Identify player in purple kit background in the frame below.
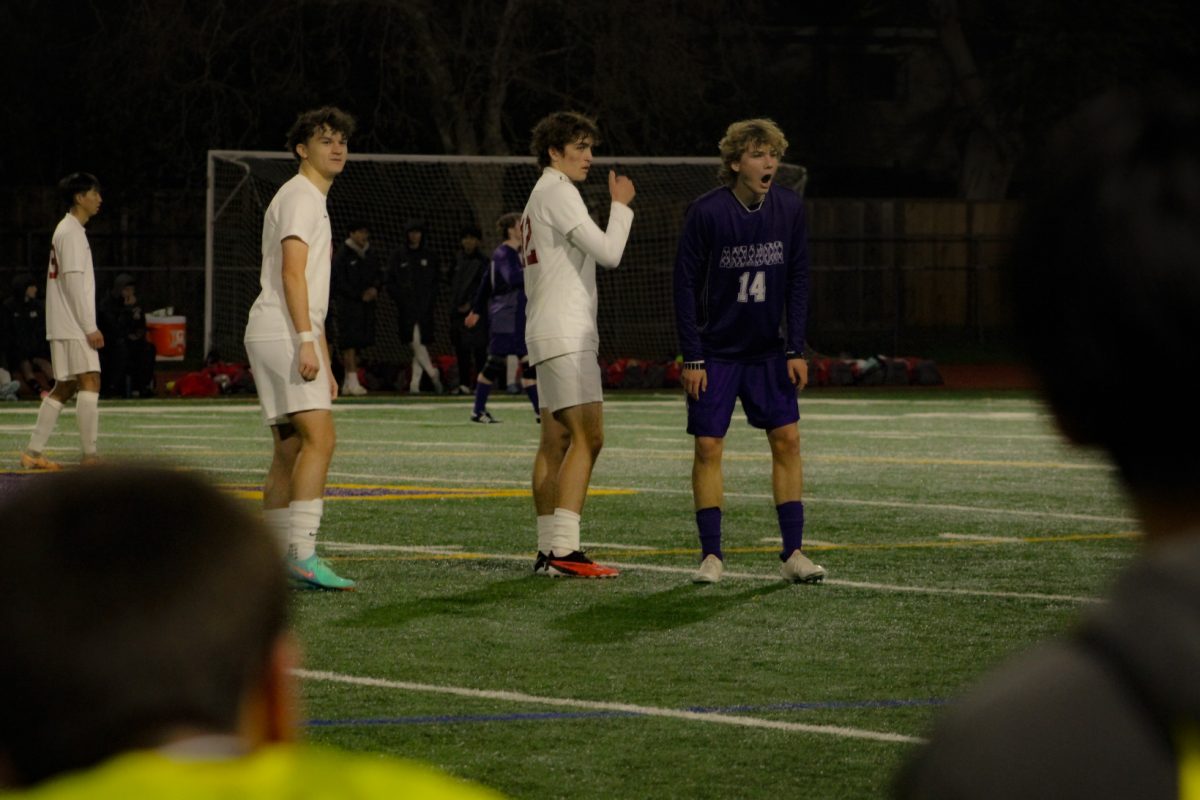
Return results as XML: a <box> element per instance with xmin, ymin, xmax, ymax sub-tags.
<box><xmin>673</xmin><ymin>118</ymin><xmax>826</xmax><ymax>585</ymax></box>
<box><xmin>464</xmin><ymin>211</ymin><xmax>539</xmax><ymax>424</ymax></box>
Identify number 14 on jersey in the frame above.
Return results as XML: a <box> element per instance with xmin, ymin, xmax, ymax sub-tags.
<box><xmin>737</xmin><ymin>270</ymin><xmax>766</xmax><ymax>303</ymax></box>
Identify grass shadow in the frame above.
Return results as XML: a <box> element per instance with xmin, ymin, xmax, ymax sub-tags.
<box><xmin>551</xmin><ymin>581</ymin><xmax>793</xmax><ymax>644</ymax></box>
<box><xmin>340</xmin><ymin>575</ymin><xmax>561</xmax><ymax>628</ymax></box>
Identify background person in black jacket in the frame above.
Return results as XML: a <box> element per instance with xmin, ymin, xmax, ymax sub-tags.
<box><xmin>331</xmin><ymin>221</ymin><xmax>378</xmax><ymax>396</ymax></box>
<box><xmin>2</xmin><ymin>273</ymin><xmax>53</xmax><ymax>397</ymax></box>
<box><xmin>449</xmin><ymin>223</ymin><xmax>489</xmax><ymax>394</ymax></box>
<box><xmin>386</xmin><ymin>219</ymin><xmax>443</xmax><ymax>394</ymax></box>
<box><xmin>97</xmin><ymin>273</ymin><xmax>156</xmax><ymax>398</ymax></box>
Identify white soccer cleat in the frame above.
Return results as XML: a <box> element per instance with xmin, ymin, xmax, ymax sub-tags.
<box><xmin>342</xmin><ymin>382</ymin><xmax>368</xmax><ymax>396</ymax></box>
<box><xmin>692</xmin><ymin>554</ymin><xmax>724</xmax><ymax>584</ymax></box>
<box><xmin>780</xmin><ymin>550</ymin><xmax>826</xmax><ymax>583</ymax></box>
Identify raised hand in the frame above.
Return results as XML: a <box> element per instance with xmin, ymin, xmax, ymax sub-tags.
<box><xmin>608</xmin><ymin>169</ymin><xmax>635</xmax><ymax>206</ymax></box>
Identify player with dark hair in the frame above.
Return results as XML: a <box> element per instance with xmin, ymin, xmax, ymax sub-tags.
<box><xmin>0</xmin><ymin>465</ymin><xmax>503</xmax><ymax>797</ymax></box>
<box><xmin>896</xmin><ymin>87</ymin><xmax>1200</xmax><ymax>798</ymax></box>
<box><xmin>450</xmin><ymin>223</ymin><xmax>489</xmax><ymax>394</ymax></box>
<box><xmin>331</xmin><ymin>220</ymin><xmax>379</xmax><ymax>396</ymax></box>
<box><xmin>387</xmin><ymin>218</ymin><xmax>444</xmax><ymax>394</ymax></box>
<box><xmin>673</xmin><ymin>118</ymin><xmax>825</xmax><ymax>584</ymax></box>
<box><xmin>243</xmin><ymin>106</ymin><xmax>357</xmax><ymax>591</ymax></box>
<box><xmin>522</xmin><ymin>111</ymin><xmax>635</xmax><ymax>578</ymax></box>
<box><xmin>19</xmin><ymin>172</ymin><xmax>105</xmax><ymax>470</ymax></box>
<box><xmin>464</xmin><ymin>211</ymin><xmax>538</xmax><ymax>424</ymax></box>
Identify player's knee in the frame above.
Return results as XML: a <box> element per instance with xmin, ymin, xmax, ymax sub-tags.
<box><xmin>581</xmin><ymin>426</ymin><xmax>604</xmax><ymax>456</ymax></box>
<box><xmin>482</xmin><ymin>356</ymin><xmax>506</xmax><ymax>383</ymax></box>
<box><xmin>695</xmin><ymin>436</ymin><xmax>724</xmax><ymax>464</ymax></box>
<box><xmin>540</xmin><ymin>425</ymin><xmax>571</xmax><ymax>455</ymax></box>
<box><xmin>768</xmin><ymin>426</ymin><xmax>800</xmax><ymax>457</ymax></box>
<box><xmin>271</xmin><ymin>437</ymin><xmax>301</xmax><ymax>468</ymax></box>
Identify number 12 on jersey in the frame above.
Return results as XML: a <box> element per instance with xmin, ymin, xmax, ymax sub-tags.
<box><xmin>520</xmin><ymin>216</ymin><xmax>538</xmax><ymax>266</ymax></box>
<box><xmin>737</xmin><ymin>270</ymin><xmax>766</xmax><ymax>303</ymax></box>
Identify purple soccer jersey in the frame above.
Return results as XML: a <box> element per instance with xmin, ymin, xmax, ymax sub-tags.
<box><xmin>673</xmin><ymin>185</ymin><xmax>809</xmax><ymax>363</ymax></box>
<box><xmin>473</xmin><ymin>242</ymin><xmax>528</xmax><ymax>356</ymax></box>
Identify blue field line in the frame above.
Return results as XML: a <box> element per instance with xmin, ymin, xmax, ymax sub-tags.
<box><xmin>306</xmin><ymin>697</ymin><xmax>948</xmax><ymax>728</ymax></box>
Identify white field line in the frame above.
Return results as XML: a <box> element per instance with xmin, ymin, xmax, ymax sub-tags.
<box><xmin>343</xmin><ymin>548</ymin><xmax>1099</xmax><ymax>604</ymax></box>
<box><xmin>132</xmin><ymin>423</ymin><xmax>231</xmax><ymax>429</ymax></box>
<box><xmin>194</xmin><ymin>465</ymin><xmax>1133</xmax><ymax>524</ymax></box>
<box><xmin>538</xmin><ymin>558</ymin><xmax>1100</xmax><ymax>604</ymax></box>
<box><xmin>293</xmin><ymin>668</ymin><xmax>923</xmax><ymax>745</ymax></box>
<box><xmin>0</xmin><ymin>395</ymin><xmax>1041</xmax><ymax>414</ymax></box>
<box><xmin>84</xmin><ymin>431</ymin><xmax>1100</xmax><ymax>471</ymax></box>
<box><xmin>0</xmin><ymin>404</ymin><xmax>261</xmax><ymax>416</ymax></box>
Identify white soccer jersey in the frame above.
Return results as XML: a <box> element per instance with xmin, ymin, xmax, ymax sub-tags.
<box><xmin>521</xmin><ymin>167</ymin><xmax>634</xmax><ymax>365</ymax></box>
<box><xmin>45</xmin><ymin>213</ymin><xmax>97</xmax><ymax>340</ymax></box>
<box><xmin>244</xmin><ymin>173</ymin><xmax>332</xmax><ymax>342</ymax></box>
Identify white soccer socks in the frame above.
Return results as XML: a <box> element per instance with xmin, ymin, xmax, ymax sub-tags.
<box><xmin>75</xmin><ymin>390</ymin><xmax>100</xmax><ymax>456</ymax></box>
<box><xmin>536</xmin><ymin>514</ymin><xmax>556</xmax><ymax>555</ymax></box>
<box><xmin>27</xmin><ymin>396</ymin><xmax>64</xmax><ymax>454</ymax></box>
<box><xmin>264</xmin><ymin>507</ymin><xmax>291</xmax><ymax>556</ymax></box>
<box><xmin>288</xmin><ymin>498</ymin><xmax>324</xmax><ymax>561</ymax></box>
<box><xmin>550</xmin><ymin>508</ymin><xmax>581</xmax><ymax>557</ymax></box>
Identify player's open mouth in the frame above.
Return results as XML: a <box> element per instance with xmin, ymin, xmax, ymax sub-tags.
<box><xmin>761</xmin><ymin>175</ymin><xmax>772</xmax><ymax>185</ymax></box>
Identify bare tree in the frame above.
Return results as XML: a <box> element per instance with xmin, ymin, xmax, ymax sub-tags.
<box><xmin>928</xmin><ymin>0</ymin><xmax>1022</xmax><ymax>199</ymax></box>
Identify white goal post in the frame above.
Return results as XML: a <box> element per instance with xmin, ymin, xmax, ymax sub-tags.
<box><xmin>205</xmin><ymin>151</ymin><xmax>806</xmax><ymax>367</ymax></box>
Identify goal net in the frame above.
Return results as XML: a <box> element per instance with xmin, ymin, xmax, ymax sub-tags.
<box><xmin>205</xmin><ymin>152</ymin><xmax>806</xmax><ymax>366</ymax></box>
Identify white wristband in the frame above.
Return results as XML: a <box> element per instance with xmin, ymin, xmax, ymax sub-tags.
<box><xmin>297</xmin><ymin>331</ymin><xmax>316</xmax><ymax>343</ymax></box>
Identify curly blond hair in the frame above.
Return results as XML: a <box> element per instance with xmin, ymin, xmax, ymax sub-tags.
<box><xmin>717</xmin><ymin>118</ymin><xmax>788</xmax><ymax>184</ymax></box>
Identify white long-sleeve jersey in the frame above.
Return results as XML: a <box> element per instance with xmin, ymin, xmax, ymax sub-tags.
<box><xmin>520</xmin><ymin>167</ymin><xmax>633</xmax><ymax>365</ymax></box>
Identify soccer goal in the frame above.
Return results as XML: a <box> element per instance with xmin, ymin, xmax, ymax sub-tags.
<box><xmin>205</xmin><ymin>152</ymin><xmax>806</xmax><ymax>365</ymax></box>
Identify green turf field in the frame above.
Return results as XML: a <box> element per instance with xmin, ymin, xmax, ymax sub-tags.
<box><xmin>0</xmin><ymin>389</ymin><xmax>1136</xmax><ymax>798</ymax></box>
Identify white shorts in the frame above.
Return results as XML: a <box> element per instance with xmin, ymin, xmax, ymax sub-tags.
<box><xmin>50</xmin><ymin>339</ymin><xmax>101</xmax><ymax>381</ymax></box>
<box><xmin>245</xmin><ymin>337</ymin><xmax>332</xmax><ymax>426</ymax></box>
<box><xmin>535</xmin><ymin>351</ymin><xmax>603</xmax><ymax>413</ymax></box>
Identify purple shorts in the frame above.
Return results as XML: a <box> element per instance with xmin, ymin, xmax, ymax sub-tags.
<box><xmin>489</xmin><ymin>331</ymin><xmax>527</xmax><ymax>358</ymax></box>
<box><xmin>686</xmin><ymin>355</ymin><xmax>799</xmax><ymax>438</ymax></box>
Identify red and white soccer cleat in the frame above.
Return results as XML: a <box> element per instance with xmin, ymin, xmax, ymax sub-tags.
<box><xmin>539</xmin><ymin>550</ymin><xmax>620</xmax><ymax>579</ymax></box>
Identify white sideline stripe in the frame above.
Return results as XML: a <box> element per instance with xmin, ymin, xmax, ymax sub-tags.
<box><xmin>938</xmin><ymin>533</ymin><xmax>1026</xmax><ymax>543</ymax></box>
<box><xmin>807</xmin><ymin>496</ymin><xmax>1132</xmax><ymax>524</ymax></box>
<box><xmin>822</xmin><ymin>578</ymin><xmax>1095</xmax><ymax>603</ymax></box>
<box><xmin>293</xmin><ymin>669</ymin><xmax>923</xmax><ymax>745</ymax></box>
<box><xmin>193</xmin><ymin>466</ymin><xmax>1133</xmax><ymax>524</ymax></box>
<box><xmin>133</xmin><ymin>423</ymin><xmax>230</xmax><ymax>429</ymax></box>
<box><xmin>0</xmin><ymin>397</ymin><xmax>1045</xmax><ymax>417</ymax></box>
<box><xmin>572</xmin><ymin>559</ymin><xmax>1099</xmax><ymax>603</ymax></box>
<box><xmin>605</xmin><ymin>486</ymin><xmax>1134</xmax><ymax>524</ymax></box>
<box><xmin>416</xmin><ymin>552</ymin><xmax>1100</xmax><ymax>603</ymax></box>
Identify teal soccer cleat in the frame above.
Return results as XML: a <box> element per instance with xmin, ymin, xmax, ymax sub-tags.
<box><xmin>287</xmin><ymin>554</ymin><xmax>357</xmax><ymax>591</ymax></box>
